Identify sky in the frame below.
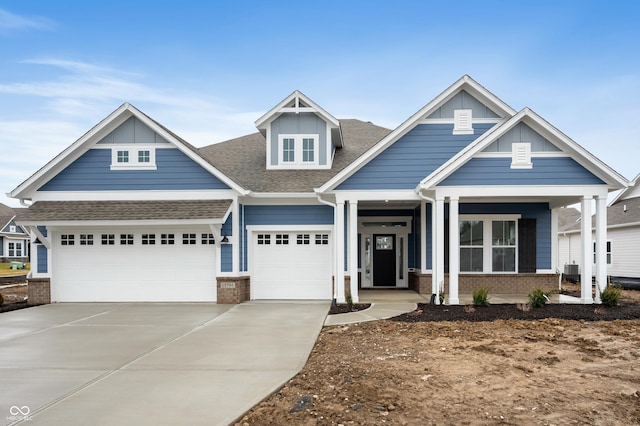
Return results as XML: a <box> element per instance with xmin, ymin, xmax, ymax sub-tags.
<box><xmin>1</xmin><ymin>0</ymin><xmax>639</xmax><ymax>207</ymax></box>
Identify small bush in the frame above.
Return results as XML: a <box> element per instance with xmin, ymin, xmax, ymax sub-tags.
<box><xmin>345</xmin><ymin>292</ymin><xmax>353</xmax><ymax>308</ymax></box>
<box><xmin>528</xmin><ymin>287</ymin><xmax>550</xmax><ymax>308</ymax></box>
<box><xmin>472</xmin><ymin>286</ymin><xmax>490</xmax><ymax>306</ymax></box>
<box><xmin>601</xmin><ymin>285</ymin><xmax>622</xmax><ymax>307</ymax></box>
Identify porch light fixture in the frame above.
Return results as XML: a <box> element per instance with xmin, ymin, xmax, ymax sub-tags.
<box><xmin>220</xmin><ymin>234</ymin><xmax>229</xmax><ymax>244</ymax></box>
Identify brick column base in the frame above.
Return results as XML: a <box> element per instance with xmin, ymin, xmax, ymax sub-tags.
<box><xmin>28</xmin><ymin>278</ymin><xmax>51</xmax><ymax>305</ymax></box>
<box><xmin>216</xmin><ymin>277</ymin><xmax>250</xmax><ymax>304</ymax></box>
<box><xmin>409</xmin><ymin>272</ymin><xmax>432</xmax><ymax>294</ymax></box>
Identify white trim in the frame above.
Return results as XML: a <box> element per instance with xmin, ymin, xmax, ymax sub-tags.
<box><xmin>275</xmin><ymin>134</ymin><xmax>320</xmax><ymax>168</ymax></box>
<box><xmin>30</xmin><ymin>189</ymin><xmax>238</xmax><ymax>202</ymax></box>
<box><xmin>317</xmin><ymin>75</ymin><xmax>517</xmax><ymax>193</ymax></box>
<box><xmin>436</xmin><ymin>185</ymin><xmax>609</xmax><ymax>198</ymax></box>
<box><xmin>24</xmin><ymin>219</ymin><xmax>228</xmax><ymax>228</ymax></box>
<box><xmin>474</xmin><ymin>152</ymin><xmax>570</xmax><ymax>158</ymax></box>
<box><xmin>421</xmin><ymin>117</ymin><xmax>501</xmax><ymax>125</ymax></box>
<box><xmin>255</xmin><ymin>90</ymin><xmax>340</xmax><ymax>129</ymax></box>
<box><xmin>420</xmin><ymin>108</ymin><xmax>629</xmax><ymax>190</ymax></box>
<box><xmin>109</xmin><ymin>145</ymin><xmax>157</xmax><ymax>171</ymax></box>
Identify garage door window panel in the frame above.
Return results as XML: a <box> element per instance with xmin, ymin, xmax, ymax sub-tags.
<box><xmin>61</xmin><ymin>234</ymin><xmax>75</xmax><ymax>246</ymax></box>
<box><xmin>121</xmin><ymin>234</ymin><xmax>134</xmax><ymax>245</ymax></box>
<box><xmin>80</xmin><ymin>234</ymin><xmax>94</xmax><ymax>246</ymax></box>
<box><xmin>101</xmin><ymin>234</ymin><xmax>115</xmax><ymax>245</ymax></box>
<box><xmin>202</xmin><ymin>233</ymin><xmax>215</xmax><ymax>244</ymax></box>
<box><xmin>142</xmin><ymin>234</ymin><xmax>155</xmax><ymax>245</ymax></box>
<box><xmin>276</xmin><ymin>234</ymin><xmax>289</xmax><ymax>245</ymax></box>
<box><xmin>182</xmin><ymin>233</ymin><xmax>196</xmax><ymax>245</ymax></box>
<box><xmin>161</xmin><ymin>234</ymin><xmax>175</xmax><ymax>245</ymax></box>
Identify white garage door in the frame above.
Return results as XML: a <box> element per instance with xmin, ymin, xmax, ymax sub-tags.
<box><xmin>251</xmin><ymin>231</ymin><xmax>332</xmax><ymax>300</ymax></box>
<box><xmin>53</xmin><ymin>228</ymin><xmax>217</xmax><ymax>302</ymax></box>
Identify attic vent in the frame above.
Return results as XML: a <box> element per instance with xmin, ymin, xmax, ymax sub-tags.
<box><xmin>511</xmin><ymin>142</ymin><xmax>532</xmax><ymax>169</ymax></box>
<box><xmin>453</xmin><ymin>109</ymin><xmax>473</xmax><ymax>135</ymax></box>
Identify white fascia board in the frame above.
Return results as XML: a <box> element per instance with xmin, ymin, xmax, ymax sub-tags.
<box><xmin>246</xmin><ymin>224</ymin><xmax>333</xmax><ymax>232</ymax></box>
<box><xmin>241</xmin><ymin>193</ymin><xmax>321</xmax><ymax>206</ymax></box>
<box><xmin>420</xmin><ymin>108</ymin><xmax>629</xmax><ymax>191</ymax></box>
<box><xmin>435</xmin><ymin>185</ymin><xmax>609</xmax><ymax>199</ymax></box>
<box><xmin>30</xmin><ymin>189</ymin><xmax>238</xmax><ymax>202</ymax></box>
<box><xmin>10</xmin><ymin>103</ymin><xmax>133</xmax><ymax>200</ymax></box>
<box><xmin>609</xmin><ymin>173</ymin><xmax>639</xmax><ymax>205</ymax></box>
<box><xmin>317</xmin><ymin>75</ymin><xmax>517</xmax><ymax>193</ymax></box>
<box><xmin>334</xmin><ymin>190</ymin><xmax>420</xmax><ymax>203</ymax></box>
<box><xmin>28</xmin><ymin>218</ymin><xmax>228</xmax><ymax>228</ymax></box>
<box><xmin>254</xmin><ymin>90</ymin><xmax>339</xmax><ymax>129</ymax></box>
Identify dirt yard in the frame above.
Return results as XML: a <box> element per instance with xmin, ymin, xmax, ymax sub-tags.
<box><xmin>237</xmin><ymin>288</ymin><xmax>640</xmax><ymax>425</ymax></box>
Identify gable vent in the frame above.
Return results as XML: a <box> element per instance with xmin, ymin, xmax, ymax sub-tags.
<box><xmin>453</xmin><ymin>109</ymin><xmax>473</xmax><ymax>135</ymax></box>
<box><xmin>511</xmin><ymin>142</ymin><xmax>533</xmax><ymax>169</ymax></box>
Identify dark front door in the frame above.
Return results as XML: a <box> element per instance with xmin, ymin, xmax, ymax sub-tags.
<box><xmin>373</xmin><ymin>234</ymin><xmax>396</xmax><ymax>286</ymax></box>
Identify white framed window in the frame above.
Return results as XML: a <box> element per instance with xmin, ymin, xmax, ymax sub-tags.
<box><xmin>453</xmin><ymin>109</ymin><xmax>473</xmax><ymax>135</ymax></box>
<box><xmin>315</xmin><ymin>234</ymin><xmax>329</xmax><ymax>245</ymax></box>
<box><xmin>101</xmin><ymin>234</ymin><xmax>115</xmax><ymax>245</ymax></box>
<box><xmin>277</xmin><ymin>134</ymin><xmax>319</xmax><ymax>166</ymax></box>
<box><xmin>491</xmin><ymin>220</ymin><xmax>516</xmax><ymax>272</ymax></box>
<box><xmin>9</xmin><ymin>225</ymin><xmax>16</xmax><ymax>233</ymax></box>
<box><xmin>593</xmin><ymin>241</ymin><xmax>612</xmax><ymax>264</ymax></box>
<box><xmin>142</xmin><ymin>234</ymin><xmax>156</xmax><ymax>245</ymax></box>
<box><xmin>8</xmin><ymin>241</ymin><xmax>23</xmax><ymax>257</ymax></box>
<box><xmin>120</xmin><ymin>234</ymin><xmax>134</xmax><ymax>245</ymax></box>
<box><xmin>182</xmin><ymin>233</ymin><xmax>197</xmax><ymax>245</ymax></box>
<box><xmin>275</xmin><ymin>234</ymin><xmax>289</xmax><ymax>245</ymax></box>
<box><xmin>161</xmin><ymin>234</ymin><xmax>175</xmax><ymax>245</ymax></box>
<box><xmin>511</xmin><ymin>142</ymin><xmax>532</xmax><ymax>169</ymax></box>
<box><xmin>459</xmin><ymin>215</ymin><xmax>520</xmax><ymax>273</ymax></box>
<box><xmin>61</xmin><ymin>234</ymin><xmax>74</xmax><ymax>246</ymax></box>
<box><xmin>202</xmin><ymin>233</ymin><xmax>215</xmax><ymax>245</ymax></box>
<box><xmin>80</xmin><ymin>234</ymin><xmax>94</xmax><ymax>246</ymax></box>
<box><xmin>110</xmin><ymin>146</ymin><xmax>157</xmax><ymax>170</ymax></box>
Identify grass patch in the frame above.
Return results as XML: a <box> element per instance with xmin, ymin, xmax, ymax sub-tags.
<box><xmin>0</xmin><ymin>262</ymin><xmax>30</xmax><ymax>277</ymax></box>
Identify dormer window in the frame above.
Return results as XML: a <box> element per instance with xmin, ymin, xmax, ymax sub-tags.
<box><xmin>453</xmin><ymin>109</ymin><xmax>473</xmax><ymax>135</ymax></box>
<box><xmin>278</xmin><ymin>134</ymin><xmax>318</xmax><ymax>166</ymax></box>
<box><xmin>110</xmin><ymin>146</ymin><xmax>157</xmax><ymax>170</ymax></box>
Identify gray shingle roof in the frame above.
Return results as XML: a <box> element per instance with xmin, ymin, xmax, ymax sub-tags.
<box><xmin>198</xmin><ymin>119</ymin><xmax>391</xmax><ymax>193</ymax></box>
<box><xmin>557</xmin><ymin>207</ymin><xmax>581</xmax><ymax>232</ymax></box>
<box><xmin>16</xmin><ymin>200</ymin><xmax>232</xmax><ymax>222</ymax></box>
<box><xmin>560</xmin><ymin>197</ymin><xmax>640</xmax><ymax>232</ymax></box>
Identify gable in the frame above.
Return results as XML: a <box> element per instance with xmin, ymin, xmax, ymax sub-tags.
<box><xmin>337</xmin><ymin>123</ymin><xmax>495</xmax><ymax>190</ymax></box>
<box><xmin>38</xmin><ymin>148</ymin><xmax>230</xmax><ymax>191</ymax></box>
<box><xmin>269</xmin><ymin>112</ymin><xmax>329</xmax><ymax>167</ymax></box>
<box><xmin>427</xmin><ymin>90</ymin><xmax>501</xmax><ymax>119</ymax></box>
<box><xmin>1</xmin><ymin>219</ymin><xmax>25</xmax><ymax>234</ymax></box>
<box><xmin>483</xmin><ymin>123</ymin><xmax>560</xmax><ymax>152</ymax></box>
<box><xmin>96</xmin><ymin>116</ymin><xmax>172</xmax><ymax>145</ymax></box>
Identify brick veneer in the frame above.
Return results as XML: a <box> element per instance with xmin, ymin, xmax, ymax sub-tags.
<box><xmin>216</xmin><ymin>276</ymin><xmax>250</xmax><ymax>304</ymax></box>
<box><xmin>28</xmin><ymin>278</ymin><xmax>50</xmax><ymax>305</ymax></box>
<box><xmin>409</xmin><ymin>271</ymin><xmax>559</xmax><ymax>295</ymax></box>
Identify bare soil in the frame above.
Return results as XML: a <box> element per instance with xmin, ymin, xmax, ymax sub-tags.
<box><xmin>237</xmin><ymin>287</ymin><xmax>640</xmax><ymax>425</ymax></box>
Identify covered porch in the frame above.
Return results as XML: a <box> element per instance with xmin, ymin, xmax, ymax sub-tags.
<box><xmin>332</xmin><ymin>188</ymin><xmax>609</xmax><ymax>306</ymax></box>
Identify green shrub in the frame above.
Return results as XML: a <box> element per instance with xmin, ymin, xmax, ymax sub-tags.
<box><xmin>528</xmin><ymin>287</ymin><xmax>550</xmax><ymax>308</ymax></box>
<box><xmin>601</xmin><ymin>285</ymin><xmax>622</xmax><ymax>307</ymax></box>
<box><xmin>472</xmin><ymin>286</ymin><xmax>490</xmax><ymax>306</ymax></box>
<box><xmin>345</xmin><ymin>292</ymin><xmax>353</xmax><ymax>307</ymax></box>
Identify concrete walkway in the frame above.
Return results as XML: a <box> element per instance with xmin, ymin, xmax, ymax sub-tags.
<box><xmin>0</xmin><ymin>301</ymin><xmax>329</xmax><ymax>426</ymax></box>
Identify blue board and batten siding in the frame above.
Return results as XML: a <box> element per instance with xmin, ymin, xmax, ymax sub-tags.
<box><xmin>39</xmin><ymin>148</ymin><xmax>230</xmax><ymax>191</ymax></box>
<box><xmin>270</xmin><ymin>113</ymin><xmax>328</xmax><ymax>166</ymax></box>
<box><xmin>337</xmin><ymin>123</ymin><xmax>495</xmax><ymax>190</ymax></box>
<box><xmin>440</xmin><ymin>157</ymin><xmax>605</xmax><ymax>186</ymax></box>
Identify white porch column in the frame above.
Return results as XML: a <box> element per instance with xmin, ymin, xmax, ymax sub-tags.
<box><xmin>335</xmin><ymin>201</ymin><xmax>346</xmax><ymax>303</ymax></box>
<box><xmin>595</xmin><ymin>195</ymin><xmax>608</xmax><ymax>302</ymax></box>
<box><xmin>435</xmin><ymin>197</ymin><xmax>445</xmax><ymax>303</ymax></box>
<box><xmin>551</xmin><ymin>208</ymin><xmax>559</xmax><ymax>274</ymax></box>
<box><xmin>232</xmin><ymin>199</ymin><xmax>240</xmax><ymax>274</ymax></box>
<box><xmin>420</xmin><ymin>200</ymin><xmax>427</xmax><ymax>274</ymax></box>
<box><xmin>448</xmin><ymin>197</ymin><xmax>460</xmax><ymax>305</ymax></box>
<box><xmin>580</xmin><ymin>196</ymin><xmax>594</xmax><ymax>304</ymax></box>
<box><xmin>349</xmin><ymin>200</ymin><xmax>359</xmax><ymax>303</ymax></box>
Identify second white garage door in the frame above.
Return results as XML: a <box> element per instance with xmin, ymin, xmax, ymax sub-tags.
<box><xmin>251</xmin><ymin>231</ymin><xmax>332</xmax><ymax>300</ymax></box>
<box><xmin>52</xmin><ymin>228</ymin><xmax>217</xmax><ymax>302</ymax></box>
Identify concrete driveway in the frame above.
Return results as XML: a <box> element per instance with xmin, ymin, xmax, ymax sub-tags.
<box><xmin>0</xmin><ymin>301</ymin><xmax>329</xmax><ymax>426</ymax></box>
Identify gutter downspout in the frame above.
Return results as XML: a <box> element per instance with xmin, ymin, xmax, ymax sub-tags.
<box><xmin>316</xmin><ymin>190</ymin><xmax>338</xmax><ymax>307</ymax></box>
<box><xmin>416</xmin><ymin>188</ymin><xmax>439</xmax><ymax>304</ymax></box>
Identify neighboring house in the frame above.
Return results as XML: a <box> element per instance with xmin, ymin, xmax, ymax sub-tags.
<box><xmin>559</xmin><ymin>173</ymin><xmax>640</xmax><ymax>285</ymax></box>
<box><xmin>0</xmin><ymin>203</ymin><xmax>30</xmax><ymax>262</ymax></box>
<box><xmin>9</xmin><ymin>75</ymin><xmax>630</xmax><ymax>305</ymax></box>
